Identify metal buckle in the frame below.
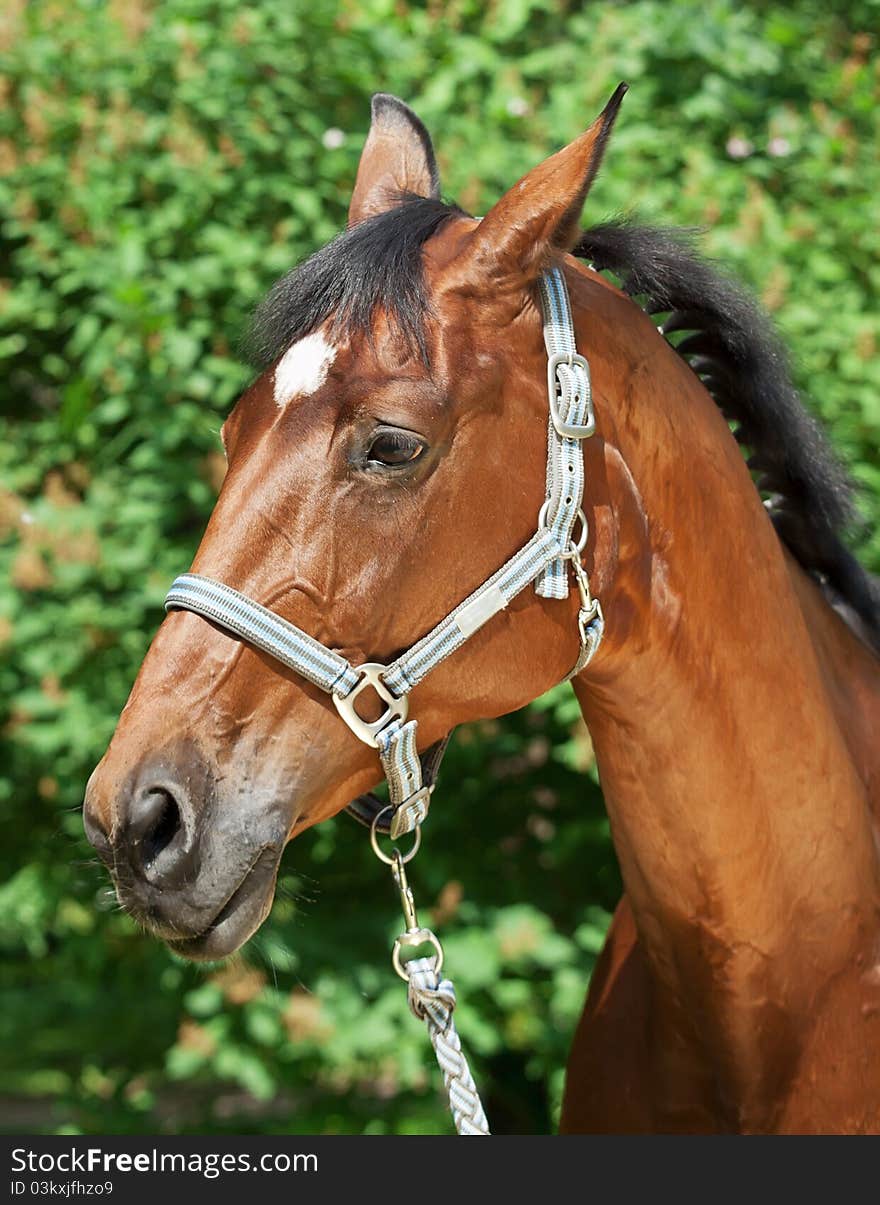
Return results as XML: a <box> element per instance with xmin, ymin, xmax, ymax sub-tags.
<box><xmin>547</xmin><ymin>351</ymin><xmax>595</xmax><ymax>439</ymax></box>
<box><xmin>389</xmin><ymin>785</ymin><xmax>433</xmax><ymax>839</ymax></box>
<box><xmin>332</xmin><ymin>662</ymin><xmax>408</xmax><ymax>747</ymax></box>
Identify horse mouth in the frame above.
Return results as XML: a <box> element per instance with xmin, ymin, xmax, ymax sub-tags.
<box><xmin>165</xmin><ymin>848</ymin><xmax>279</xmax><ymax>962</ymax></box>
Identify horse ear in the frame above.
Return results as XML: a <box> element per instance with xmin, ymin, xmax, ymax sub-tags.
<box><xmin>348</xmin><ymin>94</ymin><xmax>440</xmax><ymax>226</ymax></box>
<box><xmin>465</xmin><ymin>83</ymin><xmax>627</xmax><ymax>282</ymax></box>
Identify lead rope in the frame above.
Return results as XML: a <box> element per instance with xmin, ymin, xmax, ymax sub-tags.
<box><xmin>371</xmin><ymin>811</ymin><xmax>490</xmax><ymax>1135</ymax></box>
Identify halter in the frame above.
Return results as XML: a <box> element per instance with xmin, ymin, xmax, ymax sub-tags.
<box><xmin>165</xmin><ymin>267</ymin><xmax>604</xmax><ymax>837</ymax></box>
<box><xmin>163</xmin><ymin>266</ymin><xmax>603</xmax><ymax>1135</ymax></box>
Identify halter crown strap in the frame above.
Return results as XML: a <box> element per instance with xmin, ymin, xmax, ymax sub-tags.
<box><xmin>164</xmin><ymin>267</ymin><xmax>602</xmax><ymax>838</ymax></box>
<box><xmin>536</xmin><ymin>269</ymin><xmax>594</xmax><ymax>599</ymax></box>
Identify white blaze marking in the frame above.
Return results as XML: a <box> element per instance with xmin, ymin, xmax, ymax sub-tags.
<box><xmin>273</xmin><ymin>331</ymin><xmax>336</xmax><ymax>408</ymax></box>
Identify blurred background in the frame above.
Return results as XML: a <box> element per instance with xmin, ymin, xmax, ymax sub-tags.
<box><xmin>1</xmin><ymin>0</ymin><xmax>878</xmax><ymax>1135</ymax></box>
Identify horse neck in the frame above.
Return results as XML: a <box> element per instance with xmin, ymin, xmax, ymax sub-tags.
<box><xmin>571</xmin><ymin>284</ymin><xmax>880</xmax><ymax>1038</ymax></box>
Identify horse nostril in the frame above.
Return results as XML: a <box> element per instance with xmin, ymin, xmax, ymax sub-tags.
<box><xmin>138</xmin><ymin>788</ymin><xmax>182</xmax><ymax>867</ymax></box>
<box><xmin>126</xmin><ymin>786</ymin><xmax>190</xmax><ymax>883</ymax></box>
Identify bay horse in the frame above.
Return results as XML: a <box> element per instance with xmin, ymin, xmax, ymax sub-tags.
<box><xmin>84</xmin><ymin>87</ymin><xmax>880</xmax><ymax>1134</ymax></box>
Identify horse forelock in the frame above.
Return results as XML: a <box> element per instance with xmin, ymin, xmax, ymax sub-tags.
<box><xmin>243</xmin><ymin>195</ymin><xmax>464</xmax><ymax>372</ymax></box>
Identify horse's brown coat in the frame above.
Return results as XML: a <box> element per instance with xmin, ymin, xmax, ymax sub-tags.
<box><xmin>84</xmin><ymin>90</ymin><xmax>880</xmax><ymax>1132</ymax></box>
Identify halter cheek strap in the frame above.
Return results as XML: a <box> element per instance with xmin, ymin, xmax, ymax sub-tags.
<box><xmin>164</xmin><ymin>267</ymin><xmax>604</xmax><ymax>839</ymax></box>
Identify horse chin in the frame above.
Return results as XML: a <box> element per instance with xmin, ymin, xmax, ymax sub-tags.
<box><xmin>164</xmin><ymin>847</ymin><xmax>281</xmax><ymax>963</ymax></box>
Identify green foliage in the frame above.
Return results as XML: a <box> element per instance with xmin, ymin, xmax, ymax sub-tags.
<box><xmin>1</xmin><ymin>0</ymin><xmax>877</xmax><ymax>1134</ymax></box>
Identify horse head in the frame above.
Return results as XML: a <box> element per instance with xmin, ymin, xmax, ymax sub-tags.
<box><xmin>83</xmin><ymin>89</ymin><xmax>631</xmax><ymax>960</ymax></box>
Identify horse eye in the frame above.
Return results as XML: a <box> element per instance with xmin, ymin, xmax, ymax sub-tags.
<box><xmin>366</xmin><ymin>429</ymin><xmax>426</xmax><ymax>468</ymax></box>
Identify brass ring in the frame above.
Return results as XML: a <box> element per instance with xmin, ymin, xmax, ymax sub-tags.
<box><xmin>370</xmin><ymin>806</ymin><xmax>421</xmax><ymax>865</ymax></box>
<box><xmin>392</xmin><ymin>929</ymin><xmax>444</xmax><ymax>981</ymax></box>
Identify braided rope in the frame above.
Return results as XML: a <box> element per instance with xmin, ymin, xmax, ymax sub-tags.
<box><xmin>404</xmin><ymin>956</ymin><xmax>490</xmax><ymax>1136</ymax></box>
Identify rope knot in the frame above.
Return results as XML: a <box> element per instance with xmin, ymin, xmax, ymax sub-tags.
<box><xmin>405</xmin><ymin>956</ymin><xmax>456</xmax><ymax>1026</ymax></box>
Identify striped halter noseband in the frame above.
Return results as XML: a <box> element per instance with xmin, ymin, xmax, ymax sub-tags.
<box><xmin>164</xmin><ymin>267</ymin><xmax>604</xmax><ymax>840</ymax></box>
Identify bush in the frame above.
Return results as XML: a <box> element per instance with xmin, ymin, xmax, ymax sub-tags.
<box><xmin>1</xmin><ymin>0</ymin><xmax>877</xmax><ymax>1134</ymax></box>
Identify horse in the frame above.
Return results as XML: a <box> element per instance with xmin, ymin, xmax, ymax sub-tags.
<box><xmin>83</xmin><ymin>86</ymin><xmax>880</xmax><ymax>1134</ymax></box>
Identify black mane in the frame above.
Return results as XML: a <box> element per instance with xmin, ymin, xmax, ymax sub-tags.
<box><xmin>246</xmin><ymin>199</ymin><xmax>879</xmax><ymax>653</ymax></box>
<box><xmin>576</xmin><ymin>221</ymin><xmax>879</xmax><ymax>652</ymax></box>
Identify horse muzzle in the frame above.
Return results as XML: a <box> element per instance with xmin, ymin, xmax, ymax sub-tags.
<box><xmin>83</xmin><ymin>743</ymin><xmax>288</xmax><ymax>960</ymax></box>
